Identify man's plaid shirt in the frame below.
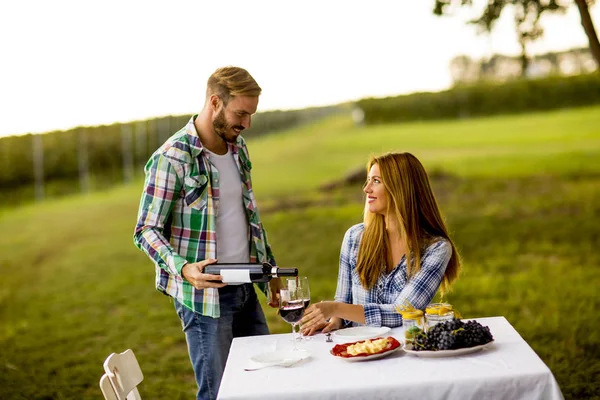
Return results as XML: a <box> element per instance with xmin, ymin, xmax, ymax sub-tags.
<box><xmin>134</xmin><ymin>116</ymin><xmax>276</xmax><ymax>318</ymax></box>
<box><xmin>335</xmin><ymin>223</ymin><xmax>452</xmax><ymax>327</ymax></box>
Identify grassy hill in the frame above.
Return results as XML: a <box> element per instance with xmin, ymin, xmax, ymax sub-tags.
<box><xmin>1</xmin><ymin>105</ymin><xmax>599</xmax><ymax>399</ymax></box>
<box><xmin>248</xmin><ymin>105</ymin><xmax>600</xmax><ymax>197</ymax></box>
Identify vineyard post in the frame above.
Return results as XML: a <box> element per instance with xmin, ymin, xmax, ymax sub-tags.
<box><xmin>32</xmin><ymin>134</ymin><xmax>44</xmax><ymax>201</ymax></box>
<box><xmin>121</xmin><ymin>124</ymin><xmax>134</xmax><ymax>183</ymax></box>
<box><xmin>78</xmin><ymin>128</ymin><xmax>90</xmax><ymax>194</ymax></box>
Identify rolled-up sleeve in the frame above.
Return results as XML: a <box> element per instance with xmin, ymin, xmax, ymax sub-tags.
<box><xmin>133</xmin><ymin>153</ymin><xmax>188</xmax><ymax>276</ymax></box>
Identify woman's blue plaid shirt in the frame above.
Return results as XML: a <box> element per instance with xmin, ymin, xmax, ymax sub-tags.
<box><xmin>334</xmin><ymin>223</ymin><xmax>452</xmax><ymax>327</ymax></box>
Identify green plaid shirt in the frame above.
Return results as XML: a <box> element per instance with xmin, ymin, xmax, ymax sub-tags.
<box><xmin>133</xmin><ymin>115</ymin><xmax>277</xmax><ymax>317</ymax></box>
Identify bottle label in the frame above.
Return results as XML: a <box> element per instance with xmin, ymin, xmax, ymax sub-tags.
<box><xmin>220</xmin><ymin>269</ymin><xmax>252</xmax><ymax>284</ymax></box>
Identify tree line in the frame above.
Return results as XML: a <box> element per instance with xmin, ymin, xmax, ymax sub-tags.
<box><xmin>357</xmin><ymin>73</ymin><xmax>600</xmax><ymax>124</ymax></box>
<box><xmin>0</xmin><ymin>105</ymin><xmax>345</xmax><ymax>206</ymax></box>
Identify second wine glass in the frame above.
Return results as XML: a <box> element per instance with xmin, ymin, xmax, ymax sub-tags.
<box><xmin>295</xmin><ymin>277</ymin><xmax>311</xmax><ymax>340</ymax></box>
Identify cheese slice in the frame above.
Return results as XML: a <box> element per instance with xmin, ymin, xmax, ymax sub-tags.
<box><xmin>347</xmin><ymin>338</ymin><xmax>389</xmax><ymax>355</ymax></box>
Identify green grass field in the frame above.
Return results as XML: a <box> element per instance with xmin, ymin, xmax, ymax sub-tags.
<box><xmin>1</xmin><ymin>105</ymin><xmax>599</xmax><ymax>399</ymax></box>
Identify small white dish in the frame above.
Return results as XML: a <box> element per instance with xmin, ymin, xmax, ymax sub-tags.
<box><xmin>249</xmin><ymin>349</ymin><xmax>310</xmax><ymax>367</ymax></box>
<box><xmin>332</xmin><ymin>326</ymin><xmax>391</xmax><ymax>342</ymax></box>
<box><xmin>403</xmin><ymin>341</ymin><xmax>494</xmax><ymax>358</ymax></box>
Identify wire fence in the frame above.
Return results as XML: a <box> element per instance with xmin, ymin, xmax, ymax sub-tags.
<box><xmin>0</xmin><ymin>106</ymin><xmax>347</xmax><ymax>207</ymax></box>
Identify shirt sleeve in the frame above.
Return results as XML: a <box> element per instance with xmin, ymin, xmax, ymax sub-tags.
<box><xmin>363</xmin><ymin>239</ymin><xmax>452</xmax><ymax>327</ymax></box>
<box><xmin>133</xmin><ymin>152</ymin><xmax>188</xmax><ymax>276</ymax></box>
<box><xmin>262</xmin><ymin>227</ymin><xmax>277</xmax><ymax>267</ymax></box>
<box><xmin>334</xmin><ymin>226</ymin><xmax>359</xmax><ymax>327</ymax></box>
<box><xmin>334</xmin><ymin>227</ymin><xmax>356</xmax><ymax>303</ymax></box>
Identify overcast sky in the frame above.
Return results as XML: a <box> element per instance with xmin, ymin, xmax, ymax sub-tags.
<box><xmin>0</xmin><ymin>0</ymin><xmax>597</xmax><ymax>137</ymax></box>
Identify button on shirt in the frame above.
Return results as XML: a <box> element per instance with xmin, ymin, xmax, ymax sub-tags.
<box><xmin>133</xmin><ymin>116</ymin><xmax>277</xmax><ymax>318</ymax></box>
<box><xmin>335</xmin><ymin>223</ymin><xmax>452</xmax><ymax>327</ymax></box>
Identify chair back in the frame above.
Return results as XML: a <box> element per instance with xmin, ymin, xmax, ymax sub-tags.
<box><xmin>100</xmin><ymin>349</ymin><xmax>144</xmax><ymax>400</ymax></box>
<box><xmin>100</xmin><ymin>373</ymin><xmax>119</xmax><ymax>400</ymax></box>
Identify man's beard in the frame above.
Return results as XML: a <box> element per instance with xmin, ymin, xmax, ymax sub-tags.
<box><xmin>213</xmin><ymin>109</ymin><xmax>244</xmax><ymax>143</ymax></box>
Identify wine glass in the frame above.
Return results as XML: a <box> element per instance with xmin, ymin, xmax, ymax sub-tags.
<box><xmin>295</xmin><ymin>277</ymin><xmax>311</xmax><ymax>340</ymax></box>
<box><xmin>282</xmin><ymin>277</ymin><xmax>311</xmax><ymax>340</ymax></box>
<box><xmin>279</xmin><ymin>287</ymin><xmax>305</xmax><ymax>351</ymax></box>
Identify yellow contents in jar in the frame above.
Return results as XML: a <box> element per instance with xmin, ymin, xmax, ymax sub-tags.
<box><xmin>347</xmin><ymin>338</ymin><xmax>389</xmax><ymax>355</ymax></box>
<box><xmin>399</xmin><ymin>309</ymin><xmax>425</xmax><ymax>319</ymax></box>
<box><xmin>395</xmin><ymin>304</ymin><xmax>425</xmax><ymax>342</ymax></box>
<box><xmin>425</xmin><ymin>303</ymin><xmax>453</xmax><ymax>316</ymax></box>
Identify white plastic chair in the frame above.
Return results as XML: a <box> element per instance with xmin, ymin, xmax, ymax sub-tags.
<box><xmin>99</xmin><ymin>349</ymin><xmax>144</xmax><ymax>400</ymax></box>
<box><xmin>100</xmin><ymin>373</ymin><xmax>119</xmax><ymax>400</ymax></box>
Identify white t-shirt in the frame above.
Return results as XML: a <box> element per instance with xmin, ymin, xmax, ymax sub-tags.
<box><xmin>205</xmin><ymin>149</ymin><xmax>250</xmax><ymax>263</ymax></box>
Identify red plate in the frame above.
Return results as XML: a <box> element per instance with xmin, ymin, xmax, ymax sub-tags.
<box><xmin>330</xmin><ymin>336</ymin><xmax>401</xmax><ymax>358</ymax></box>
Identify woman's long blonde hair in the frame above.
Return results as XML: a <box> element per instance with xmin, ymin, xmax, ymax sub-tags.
<box><xmin>356</xmin><ymin>152</ymin><xmax>460</xmax><ymax>295</ymax></box>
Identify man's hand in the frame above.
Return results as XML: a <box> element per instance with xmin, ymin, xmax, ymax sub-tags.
<box><xmin>181</xmin><ymin>258</ymin><xmax>227</xmax><ymax>290</ymax></box>
<box><xmin>299</xmin><ymin>301</ymin><xmax>342</xmax><ymax>335</ymax></box>
<box><xmin>267</xmin><ymin>277</ymin><xmax>283</xmax><ymax>308</ymax></box>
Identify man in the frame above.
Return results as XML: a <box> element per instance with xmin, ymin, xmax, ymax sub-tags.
<box><xmin>133</xmin><ymin>66</ymin><xmax>280</xmax><ymax>400</ymax></box>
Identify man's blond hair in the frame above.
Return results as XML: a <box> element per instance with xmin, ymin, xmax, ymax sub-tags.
<box><xmin>206</xmin><ymin>66</ymin><xmax>262</xmax><ymax>105</ymax></box>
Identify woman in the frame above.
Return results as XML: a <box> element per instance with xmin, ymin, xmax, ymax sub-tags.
<box><xmin>301</xmin><ymin>152</ymin><xmax>460</xmax><ymax>335</ymax></box>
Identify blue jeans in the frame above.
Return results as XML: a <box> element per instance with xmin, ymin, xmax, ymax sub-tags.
<box><xmin>174</xmin><ymin>284</ymin><xmax>269</xmax><ymax>400</ymax></box>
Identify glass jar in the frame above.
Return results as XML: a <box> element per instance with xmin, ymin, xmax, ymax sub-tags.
<box><xmin>425</xmin><ymin>303</ymin><xmax>454</xmax><ymax>331</ymax></box>
<box><xmin>399</xmin><ymin>309</ymin><xmax>424</xmax><ymax>344</ymax></box>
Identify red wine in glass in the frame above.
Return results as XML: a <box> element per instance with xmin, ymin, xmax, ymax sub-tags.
<box><xmin>280</xmin><ymin>288</ymin><xmax>305</xmax><ymax>350</ymax></box>
<box><xmin>280</xmin><ymin>301</ymin><xmax>305</xmax><ymax>324</ymax></box>
<box><xmin>303</xmin><ymin>299</ymin><xmax>310</xmax><ymax>309</ymax></box>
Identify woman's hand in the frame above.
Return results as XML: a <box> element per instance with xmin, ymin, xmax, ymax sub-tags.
<box><xmin>300</xmin><ymin>301</ymin><xmax>342</xmax><ymax>335</ymax></box>
<box><xmin>302</xmin><ymin>317</ymin><xmax>343</xmax><ymax>336</ymax></box>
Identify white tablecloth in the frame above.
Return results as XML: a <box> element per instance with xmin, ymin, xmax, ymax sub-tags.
<box><xmin>217</xmin><ymin>316</ymin><xmax>564</xmax><ymax>400</ymax></box>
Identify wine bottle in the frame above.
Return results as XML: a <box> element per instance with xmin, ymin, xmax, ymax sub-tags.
<box><xmin>204</xmin><ymin>262</ymin><xmax>298</xmax><ymax>284</ymax></box>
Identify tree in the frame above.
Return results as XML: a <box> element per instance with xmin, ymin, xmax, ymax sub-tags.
<box><xmin>433</xmin><ymin>0</ymin><xmax>600</xmax><ymax>73</ymax></box>
<box><xmin>574</xmin><ymin>0</ymin><xmax>600</xmax><ymax>68</ymax></box>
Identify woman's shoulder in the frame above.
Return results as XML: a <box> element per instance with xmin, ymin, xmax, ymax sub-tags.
<box><xmin>341</xmin><ymin>223</ymin><xmax>364</xmax><ymax>247</ymax></box>
<box><xmin>344</xmin><ymin>223</ymin><xmax>365</xmax><ymax>239</ymax></box>
<box><xmin>423</xmin><ymin>237</ymin><xmax>452</xmax><ymax>254</ymax></box>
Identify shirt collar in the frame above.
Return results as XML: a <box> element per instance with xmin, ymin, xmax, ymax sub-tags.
<box><xmin>185</xmin><ymin>114</ymin><xmax>241</xmax><ymax>158</ymax></box>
